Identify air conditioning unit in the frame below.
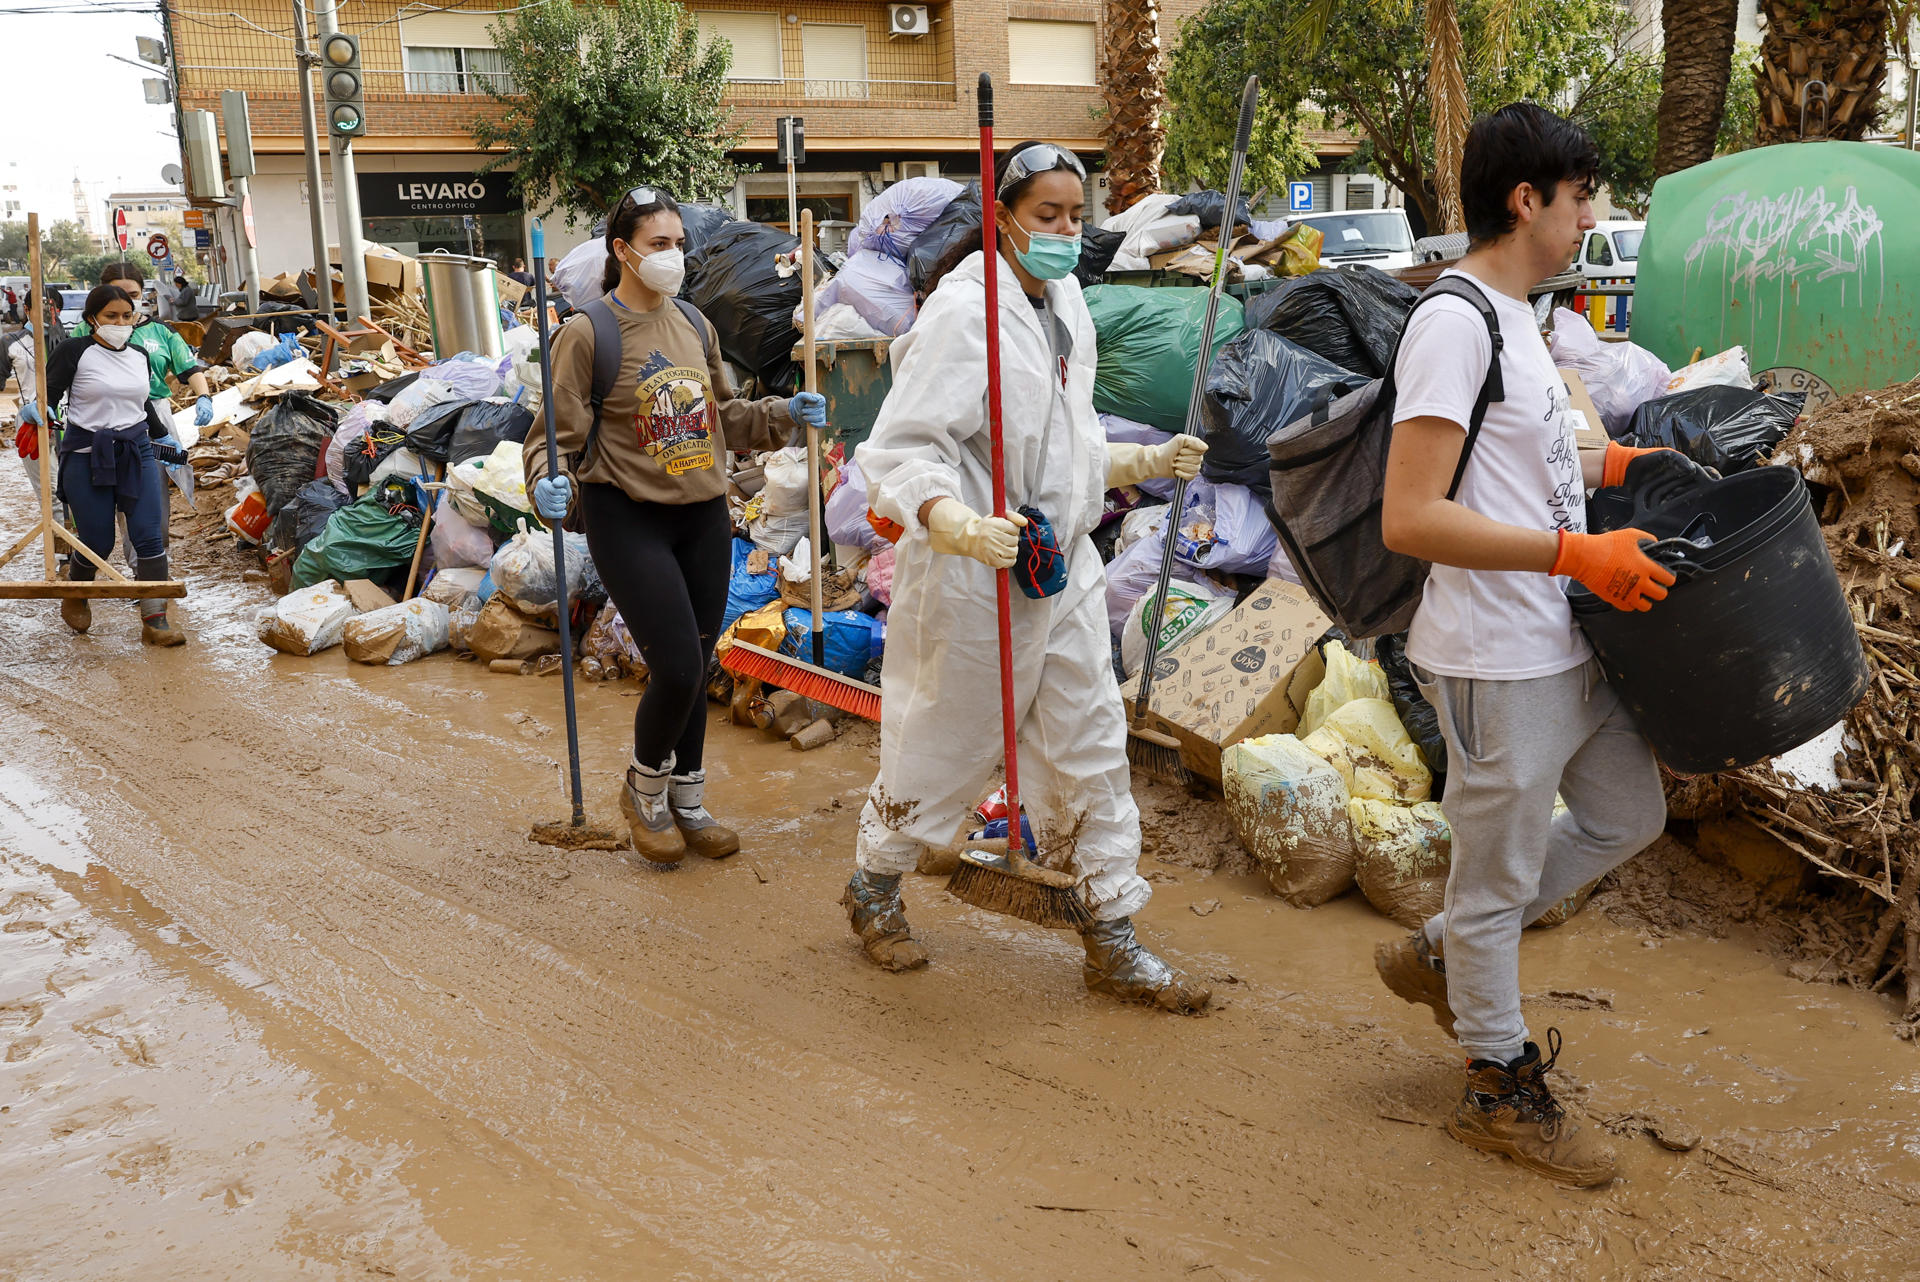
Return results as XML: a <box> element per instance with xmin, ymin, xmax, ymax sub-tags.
<box><xmin>889</xmin><ymin>4</ymin><xmax>928</xmax><ymax>37</ymax></box>
<box><xmin>900</xmin><ymin>160</ymin><xmax>940</xmax><ymax>181</ymax></box>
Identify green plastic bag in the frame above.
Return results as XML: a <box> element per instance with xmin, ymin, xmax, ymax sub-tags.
<box><xmin>1084</xmin><ymin>285</ymin><xmax>1245</xmax><ymax>432</ymax></box>
<box><xmin>292</xmin><ymin>494</ymin><xmax>423</xmax><ymax>590</ymax></box>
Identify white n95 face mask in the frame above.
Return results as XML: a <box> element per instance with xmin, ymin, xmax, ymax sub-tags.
<box><xmin>96</xmin><ymin>324</ymin><xmax>135</xmax><ymax>349</ymax></box>
<box><xmin>628</xmin><ymin>247</ymin><xmax>686</xmax><ymax>297</ymax></box>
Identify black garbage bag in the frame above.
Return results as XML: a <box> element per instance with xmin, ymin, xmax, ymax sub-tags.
<box><xmin>685</xmin><ymin>221</ymin><xmax>803</xmax><ymax>394</ymax></box>
<box><xmin>1169</xmin><ymin>190</ymin><xmax>1254</xmax><ymax>231</ymax></box>
<box><xmin>364</xmin><ymin>371</ymin><xmax>420</xmax><ymax>403</ymax></box>
<box><xmin>1245</xmin><ymin>266</ymin><xmax>1419</xmax><ymax>379</ymax></box>
<box><xmin>1201</xmin><ymin>329</ymin><xmax>1362</xmax><ymax>497</ymax></box>
<box><xmin>340</xmin><ymin>421</ymin><xmax>410</xmax><ymax>493</ymax></box>
<box><xmin>1376</xmin><ymin>633</ymin><xmax>1446</xmax><ymax>796</ymax></box>
<box><xmin>403</xmin><ymin>397</ymin><xmax>478</xmax><ymax>464</ymax></box>
<box><xmin>1625</xmin><ymin>386</ymin><xmax>1806</xmax><ymax>475</ymax></box>
<box><xmin>245</xmin><ymin>392</ymin><xmax>337</xmax><ymax>517</ymax></box>
<box><xmin>450</xmin><ymin>400</ymin><xmax>536</xmax><ymax>468</ymax></box>
<box><xmin>264</xmin><ymin>477</ymin><xmax>350</xmax><ymax>555</ymax></box>
<box><xmin>1073</xmin><ymin>224</ymin><xmax>1123</xmax><ymax>287</ymax></box>
<box><xmin>678</xmin><ymin>202</ymin><xmax>734</xmax><ymax>259</ymax></box>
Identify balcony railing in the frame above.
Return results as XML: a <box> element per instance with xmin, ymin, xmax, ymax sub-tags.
<box><xmin>403</xmin><ymin>69</ymin><xmax>517</xmax><ymax>96</ymax></box>
<box><xmin>723</xmin><ymin>77</ymin><xmax>956</xmax><ymax>103</ymax></box>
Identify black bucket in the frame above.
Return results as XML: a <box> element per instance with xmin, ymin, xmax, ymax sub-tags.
<box><xmin>1571</xmin><ymin>466</ymin><xmax>1868</xmax><ymax>773</ymax></box>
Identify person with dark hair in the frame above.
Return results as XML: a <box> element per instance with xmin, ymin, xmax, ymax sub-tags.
<box><xmin>74</xmin><ymin>262</ymin><xmax>212</xmax><ymax>429</ymax></box>
<box><xmin>1375</xmin><ymin>102</ymin><xmax>1688</xmax><ymax>1185</ymax></box>
<box><xmin>172</xmin><ymin>274</ymin><xmax>199</xmax><ymax>322</ymax></box>
<box><xmin>522</xmin><ymin>185</ymin><xmax>826</xmax><ymax>864</ymax></box>
<box><xmin>42</xmin><ymin>284</ymin><xmax>187</xmax><ymax>644</ymax></box>
<box><xmin>843</xmin><ymin>141</ymin><xmax>1210</xmax><ymax>1013</ymax></box>
<box><xmin>506</xmin><ymin>256</ymin><xmax>534</xmax><ymax>287</ymax></box>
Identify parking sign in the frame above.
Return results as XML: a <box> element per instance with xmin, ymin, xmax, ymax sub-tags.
<box><xmin>1289</xmin><ymin>182</ymin><xmax>1314</xmax><ymax>213</ymax></box>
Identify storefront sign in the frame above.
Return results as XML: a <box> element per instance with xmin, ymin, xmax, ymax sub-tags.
<box><xmin>358</xmin><ymin>171</ymin><xmax>520</xmax><ymax>219</ymax></box>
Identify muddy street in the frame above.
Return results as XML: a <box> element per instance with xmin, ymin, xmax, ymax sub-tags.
<box><xmin>3</xmin><ymin>466</ymin><xmax>1920</xmax><ymax>1280</ymax></box>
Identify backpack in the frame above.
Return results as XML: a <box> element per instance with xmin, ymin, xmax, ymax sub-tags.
<box><xmin>1263</xmin><ymin>275</ymin><xmax>1505</xmax><ymax>639</ymax></box>
<box><xmin>572</xmin><ymin>294</ymin><xmax>714</xmax><ymax>473</ymax></box>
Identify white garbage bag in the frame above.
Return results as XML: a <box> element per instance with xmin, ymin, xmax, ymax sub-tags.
<box><xmin>343</xmin><ymin>598</ymin><xmax>451</xmax><ymax>665</ymax></box>
<box><xmin>258</xmin><ymin>580</ymin><xmax>357</xmax><ymax>656</ymax></box>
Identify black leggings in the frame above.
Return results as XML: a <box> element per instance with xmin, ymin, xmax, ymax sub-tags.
<box><xmin>580</xmin><ymin>486</ymin><xmax>731</xmax><ymax>773</ymax></box>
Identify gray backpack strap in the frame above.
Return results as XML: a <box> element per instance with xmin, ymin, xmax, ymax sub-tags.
<box><xmin>576</xmin><ymin>297</ymin><xmax>623</xmax><ymax>473</ymax></box>
<box><xmin>672</xmin><ymin>297</ymin><xmax>716</xmax><ymax>369</ymax></box>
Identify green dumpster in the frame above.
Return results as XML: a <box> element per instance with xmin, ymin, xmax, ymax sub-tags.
<box><xmin>1636</xmin><ymin>141</ymin><xmax>1920</xmax><ymax>404</ymax></box>
<box><xmin>795</xmin><ymin>338</ymin><xmax>894</xmax><ymax>451</ymax></box>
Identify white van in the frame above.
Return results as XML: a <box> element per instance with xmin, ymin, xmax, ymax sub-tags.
<box><xmin>1287</xmin><ymin>209</ymin><xmax>1417</xmax><ymax>272</ymax></box>
<box><xmin>1578</xmin><ymin>220</ymin><xmax>1643</xmax><ymax>282</ymax></box>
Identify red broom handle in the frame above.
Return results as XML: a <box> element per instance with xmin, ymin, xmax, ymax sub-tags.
<box><xmin>978</xmin><ymin>73</ymin><xmax>1023</xmax><ymax>857</ymax></box>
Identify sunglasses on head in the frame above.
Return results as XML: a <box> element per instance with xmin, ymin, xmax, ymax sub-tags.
<box><xmin>1003</xmin><ymin>144</ymin><xmax>1086</xmax><ymax>188</ymax></box>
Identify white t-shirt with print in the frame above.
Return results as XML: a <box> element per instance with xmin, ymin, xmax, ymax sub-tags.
<box><xmin>1392</xmin><ymin>268</ymin><xmax>1590</xmax><ymax>681</ymax></box>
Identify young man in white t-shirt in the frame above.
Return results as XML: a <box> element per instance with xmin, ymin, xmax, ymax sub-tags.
<box><xmin>1374</xmin><ymin>104</ymin><xmax>1692</xmax><ymax>1187</ymax></box>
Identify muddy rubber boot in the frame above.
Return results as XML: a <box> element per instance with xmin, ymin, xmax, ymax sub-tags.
<box><xmin>840</xmin><ymin>869</ymin><xmax>929</xmax><ymax>972</ymax></box>
<box><xmin>669</xmin><ymin>769</ymin><xmax>740</xmax><ymax>859</ymax></box>
<box><xmin>60</xmin><ymin>564</ymin><xmax>92</xmax><ymax>634</ymax></box>
<box><xmin>1080</xmin><ymin>917</ymin><xmax>1211</xmax><ymax>1014</ymax></box>
<box><xmin>618</xmin><ymin>757</ymin><xmax>687</xmax><ymax>865</ymax></box>
<box><xmin>1447</xmin><ymin>1031</ymin><xmax>1617</xmax><ymax>1187</ymax></box>
<box><xmin>1375</xmin><ymin>927</ymin><xmax>1456</xmax><ymax>1037</ymax></box>
<box><xmin>135</xmin><ymin>557</ymin><xmax>184</xmax><ymax>647</ymax></box>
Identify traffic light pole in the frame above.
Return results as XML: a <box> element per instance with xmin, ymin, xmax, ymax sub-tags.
<box><xmin>314</xmin><ymin>0</ymin><xmax>371</xmax><ymax>327</ymax></box>
<box><xmin>290</xmin><ymin>0</ymin><xmax>334</xmax><ymax>324</ymax></box>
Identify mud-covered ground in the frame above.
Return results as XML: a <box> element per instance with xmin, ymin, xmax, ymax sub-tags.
<box><xmin>3</xmin><ymin>434</ymin><xmax>1920</xmax><ymax>1281</ymax></box>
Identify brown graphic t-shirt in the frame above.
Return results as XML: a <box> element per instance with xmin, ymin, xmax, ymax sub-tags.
<box><xmin>525</xmin><ymin>292</ymin><xmax>792</xmax><ymax>505</ymax></box>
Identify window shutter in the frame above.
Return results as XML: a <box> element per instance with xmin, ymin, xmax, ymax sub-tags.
<box><xmin>696</xmin><ymin>11</ymin><xmax>782</xmax><ymax>81</ymax></box>
<box><xmin>802</xmin><ymin>23</ymin><xmax>867</xmax><ymax>98</ymax></box>
<box><xmin>399</xmin><ymin>9</ymin><xmax>500</xmax><ymax>49</ymax></box>
<box><xmin>1007</xmin><ymin>20</ymin><xmax>1096</xmax><ymax>86</ymax></box>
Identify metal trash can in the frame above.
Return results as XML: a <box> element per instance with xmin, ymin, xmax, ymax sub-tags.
<box><xmin>420</xmin><ymin>251</ymin><xmax>504</xmax><ymax>358</ymax></box>
<box><xmin>795</xmin><ymin>338</ymin><xmax>894</xmax><ymax>450</ymax></box>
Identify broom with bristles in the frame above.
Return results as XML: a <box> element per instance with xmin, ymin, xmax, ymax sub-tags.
<box><xmin>720</xmin><ymin>208</ymin><xmax>881</xmax><ymax>723</ymax></box>
<box><xmin>944</xmin><ymin>72</ymin><xmax>1093</xmax><ymax>932</ymax></box>
<box><xmin>1127</xmin><ymin>74</ymin><xmax>1260</xmax><ymax>787</ymax></box>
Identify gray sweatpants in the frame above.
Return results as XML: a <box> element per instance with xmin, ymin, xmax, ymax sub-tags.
<box><xmin>1413</xmin><ymin>658</ymin><xmax>1666</xmax><ymax>1064</ymax></box>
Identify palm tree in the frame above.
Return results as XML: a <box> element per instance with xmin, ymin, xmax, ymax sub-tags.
<box><xmin>1102</xmin><ymin>0</ymin><xmax>1168</xmax><ymax>214</ymax></box>
<box><xmin>1655</xmin><ymin>0</ymin><xmax>1742</xmax><ymax>174</ymax></box>
<box><xmin>1754</xmin><ymin>0</ymin><xmax>1890</xmax><ymax>143</ymax></box>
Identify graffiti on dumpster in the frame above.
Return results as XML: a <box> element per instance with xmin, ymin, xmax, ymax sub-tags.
<box><xmin>1683</xmin><ymin>184</ymin><xmax>1886</xmax><ymax>350</ymax></box>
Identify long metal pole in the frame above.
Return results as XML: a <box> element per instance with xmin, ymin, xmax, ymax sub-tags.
<box><xmin>314</xmin><ymin>0</ymin><xmax>371</xmax><ymax>325</ymax></box>
<box><xmin>29</xmin><ymin>213</ymin><xmax>54</xmax><ymax>579</ymax></box>
<box><xmin>233</xmin><ymin>174</ymin><xmax>261</xmax><ymax>313</ymax></box>
<box><xmin>291</xmin><ymin>0</ymin><xmax>333</xmax><ymax>318</ymax></box>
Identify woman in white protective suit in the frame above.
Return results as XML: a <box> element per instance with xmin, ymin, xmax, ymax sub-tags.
<box><xmin>841</xmin><ymin>141</ymin><xmax>1212</xmax><ymax>1013</ymax></box>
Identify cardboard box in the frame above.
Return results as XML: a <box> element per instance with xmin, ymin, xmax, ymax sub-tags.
<box><xmin>1558</xmin><ymin>368</ymin><xmax>1609</xmax><ymax>451</ymax></box>
<box><xmin>329</xmin><ymin>243</ymin><xmax>421</xmax><ymax>298</ymax></box>
<box><xmin>1143</xmin><ymin>578</ymin><xmax>1332</xmax><ymax>784</ymax></box>
<box><xmin>261</xmin><ymin>271</ymin><xmax>305</xmax><ymax>301</ymax></box>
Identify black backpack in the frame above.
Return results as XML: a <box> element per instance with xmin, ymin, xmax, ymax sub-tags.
<box><xmin>571</xmin><ymin>294</ymin><xmax>714</xmax><ymax>473</ymax></box>
<box><xmin>1264</xmin><ymin>275</ymin><xmax>1505</xmax><ymax>639</ymax></box>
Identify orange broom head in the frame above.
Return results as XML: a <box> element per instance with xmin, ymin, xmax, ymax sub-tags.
<box><xmin>720</xmin><ymin>641</ymin><xmax>880</xmax><ymax>723</ymax></box>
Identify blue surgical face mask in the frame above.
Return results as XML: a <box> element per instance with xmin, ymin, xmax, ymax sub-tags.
<box><xmin>1008</xmin><ymin>214</ymin><xmax>1082</xmax><ymax>281</ymax></box>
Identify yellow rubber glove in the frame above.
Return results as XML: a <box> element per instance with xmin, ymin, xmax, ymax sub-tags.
<box><xmin>925</xmin><ymin>497</ymin><xmax>1029</xmax><ymax>569</ymax></box>
<box><xmin>1107</xmin><ymin>434</ymin><xmax>1209</xmax><ymax>489</ymax></box>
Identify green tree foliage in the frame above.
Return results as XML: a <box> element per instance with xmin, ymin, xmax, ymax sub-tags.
<box><xmin>1573</xmin><ymin>44</ymin><xmax>1760</xmax><ymax>215</ymax></box>
<box><xmin>1165</xmin><ymin>0</ymin><xmax>1626</xmax><ymax>231</ymax></box>
<box><xmin>471</xmin><ymin>0</ymin><xmax>745</xmax><ymax>227</ymax></box>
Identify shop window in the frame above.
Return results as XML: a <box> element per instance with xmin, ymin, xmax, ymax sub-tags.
<box><xmin>1007</xmin><ymin>19</ymin><xmax>1095</xmax><ymax>86</ymax></box>
<box><xmin>404</xmin><ymin>45</ymin><xmax>514</xmax><ymax>94</ymax></box>
<box><xmin>695</xmin><ymin>11</ymin><xmax>783</xmax><ymax>81</ymax></box>
<box><xmin>803</xmin><ymin>23</ymin><xmax>867</xmax><ymax>99</ymax></box>
<box><xmin>744</xmin><ymin>193</ymin><xmax>852</xmax><ymax>231</ymax></box>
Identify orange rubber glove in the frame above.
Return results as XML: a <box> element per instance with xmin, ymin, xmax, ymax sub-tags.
<box><xmin>1602</xmin><ymin>440</ymin><xmax>1674</xmax><ymax>489</ymax></box>
<box><xmin>1552</xmin><ymin>528</ymin><xmax>1676</xmax><ymax>612</ymax></box>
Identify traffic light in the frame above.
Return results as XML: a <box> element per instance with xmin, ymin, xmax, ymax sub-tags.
<box><xmin>321</xmin><ymin>32</ymin><xmax>365</xmax><ymax>138</ymax></box>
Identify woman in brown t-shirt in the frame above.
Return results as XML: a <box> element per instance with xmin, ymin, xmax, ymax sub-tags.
<box><xmin>526</xmin><ymin>187</ymin><xmax>827</xmax><ymax>864</ymax></box>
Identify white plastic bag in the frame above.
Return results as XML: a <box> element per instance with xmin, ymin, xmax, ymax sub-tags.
<box><xmin>758</xmin><ymin>445</ymin><xmax>812</xmax><ymax>515</ymax></box>
<box><xmin>488</xmin><ymin>525</ymin><xmax>600</xmax><ymax>622</ymax></box>
<box><xmin>552</xmin><ymin>238</ymin><xmax>607</xmax><ymax>310</ymax></box>
<box><xmin>421</xmin><ymin>564</ymin><xmax>486</xmax><ymax>608</ymax></box>
<box><xmin>448</xmin><ymin>440</ymin><xmax>534</xmax><ymax>527</ymax></box>
<box><xmin>1666</xmin><ymin>346</ymin><xmax>1753</xmax><ymax>394</ymax></box>
<box><xmin>1177</xmin><ymin>479</ymin><xmax>1276</xmax><ymax>576</ymax></box>
<box><xmin>1548</xmin><ymin>309</ymin><xmax>1672</xmax><ymax>436</ymax></box>
<box><xmin>368</xmin><ymin>446</ymin><xmax>423</xmax><ymax>489</ymax></box>
<box><xmin>825</xmin><ymin>458</ymin><xmax>883</xmax><ymax>552</ymax></box>
<box><xmin>385</xmin><ymin>377</ymin><xmax>461</xmax><ymax>429</ymax></box>
<box><xmin>846</xmin><ymin>176</ymin><xmax>964</xmax><ymax>260</ymax></box>
<box><xmin>815</xmin><ymin>303</ymin><xmax>886</xmax><ymax>342</ymax></box>
<box><xmin>1103</xmin><ymin>524</ymin><xmax>1204</xmax><ymax>636</ymax></box>
<box><xmin>1120</xmin><ymin>576</ymin><xmax>1234</xmax><ymax>676</ymax></box>
<box><xmin>814</xmin><ymin>250</ymin><xmax>916</xmax><ymax>336</ymax></box>
<box><xmin>749</xmin><ymin>508</ymin><xmax>810</xmax><ymax>556</ymax></box>
<box><xmin>1223</xmin><ymin>733</ymin><xmax>1357</xmax><ymax>907</ymax></box>
<box><xmin>231</xmin><ymin>331</ymin><xmax>275</xmax><ymax>369</ymax></box>
<box><xmin>343</xmin><ymin>599</ymin><xmax>451</xmax><ymax>665</ymax></box>
<box><xmin>258</xmin><ymin>580</ymin><xmax>357</xmax><ymax>656</ymax></box>
<box><xmin>429</xmin><ymin>492</ymin><xmax>495</xmax><ymax>569</ymax></box>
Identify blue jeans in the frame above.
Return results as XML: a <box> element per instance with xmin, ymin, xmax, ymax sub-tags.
<box><xmin>60</xmin><ymin>440</ymin><xmax>169</xmax><ymax>583</ymax></box>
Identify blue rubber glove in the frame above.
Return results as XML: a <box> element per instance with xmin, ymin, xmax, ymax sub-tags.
<box><xmin>788</xmin><ymin>391</ymin><xmax>827</xmax><ymax>429</ymax></box>
<box><xmin>532</xmin><ymin>474</ymin><xmax>572</xmax><ymax>521</ymax></box>
<box><xmin>194</xmin><ymin>395</ymin><xmax>214</xmax><ymax>427</ymax></box>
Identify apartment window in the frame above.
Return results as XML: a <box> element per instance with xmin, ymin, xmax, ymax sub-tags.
<box><xmin>694</xmin><ymin>11</ymin><xmax>783</xmax><ymax>81</ymax></box>
<box><xmin>803</xmin><ymin>23</ymin><xmax>867</xmax><ymax>99</ymax></box>
<box><xmin>1007</xmin><ymin>19</ymin><xmax>1095</xmax><ymax>86</ymax></box>
<box><xmin>404</xmin><ymin>45</ymin><xmax>513</xmax><ymax>94</ymax></box>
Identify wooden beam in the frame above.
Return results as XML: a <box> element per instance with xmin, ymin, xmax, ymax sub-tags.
<box><xmin>0</xmin><ymin>581</ymin><xmax>188</xmax><ymax>600</ymax></box>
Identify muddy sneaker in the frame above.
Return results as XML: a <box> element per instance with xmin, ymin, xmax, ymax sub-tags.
<box><xmin>619</xmin><ymin>757</ymin><xmax>687</xmax><ymax>865</ymax></box>
<box><xmin>1375</xmin><ymin>926</ymin><xmax>1456</xmax><ymax>1037</ymax></box>
<box><xmin>669</xmin><ymin>769</ymin><xmax>740</xmax><ymax>859</ymax></box>
<box><xmin>841</xmin><ymin>868</ymin><xmax>928</xmax><ymax>972</ymax></box>
<box><xmin>1080</xmin><ymin>917</ymin><xmax>1210</xmax><ymax>1014</ymax></box>
<box><xmin>1447</xmin><ymin>1030</ymin><xmax>1617</xmax><ymax>1187</ymax></box>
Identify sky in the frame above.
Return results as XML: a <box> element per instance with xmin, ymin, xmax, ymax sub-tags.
<box><xmin>4</xmin><ymin>8</ymin><xmax>187</xmax><ymax>234</ymax></box>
